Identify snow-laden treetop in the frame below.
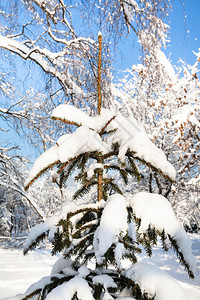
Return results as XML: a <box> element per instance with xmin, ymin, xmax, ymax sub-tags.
<box><xmin>25</xmin><ymin>104</ymin><xmax>176</xmax><ymax>189</ymax></box>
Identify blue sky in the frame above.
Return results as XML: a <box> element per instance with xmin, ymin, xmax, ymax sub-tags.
<box><xmin>114</xmin><ymin>0</ymin><xmax>200</xmax><ymax>72</ymax></box>
<box><xmin>1</xmin><ymin>0</ymin><xmax>200</xmax><ymax>160</ymax></box>
<box><xmin>168</xmin><ymin>0</ymin><xmax>200</xmax><ymax>64</ymax></box>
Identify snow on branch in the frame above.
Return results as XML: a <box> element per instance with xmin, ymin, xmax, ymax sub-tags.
<box><xmin>24</xmin><ymin>145</ymin><xmax>59</xmax><ymax>190</ymax></box>
<box><xmin>25</xmin><ymin>104</ymin><xmax>176</xmax><ymax>190</ymax></box>
<box><xmin>93</xmin><ymin>194</ymin><xmax>128</xmax><ymax>267</ymax></box>
<box><xmin>193</xmin><ymin>48</ymin><xmax>200</xmax><ymax>62</ymax></box>
<box><xmin>0</xmin><ymin>35</ymin><xmax>51</xmax><ymax>69</ymax></box>
<box><xmin>52</xmin><ymin>104</ymin><xmax>115</xmax><ymax>131</ymax></box>
<box><xmin>56</xmin><ymin>126</ymin><xmax>109</xmax><ymax>162</ymax></box>
<box><xmin>32</xmin><ymin>0</ymin><xmax>76</xmax><ymax>36</ymax></box>
<box><xmin>53</xmin><ymin>105</ymin><xmax>176</xmax><ymax>182</ymax></box>
<box><xmin>0</xmin><ymin>35</ymin><xmax>82</xmax><ymax>96</ymax></box>
<box><xmin>172</xmin><ymin>104</ymin><xmax>200</xmax><ymax>131</ymax></box>
<box><xmin>0</xmin><ymin>106</ymin><xmax>26</xmax><ymax>120</ymax></box>
<box><xmin>24</xmin><ymin>126</ymin><xmax>109</xmax><ymax>190</ymax></box>
<box><xmin>125</xmin><ymin>262</ymin><xmax>189</xmax><ymax>300</ymax></box>
<box><xmin>129</xmin><ymin>192</ymin><xmax>196</xmax><ymax>277</ymax></box>
<box><xmin>45</xmin><ymin>276</ymin><xmax>94</xmax><ymax>300</ymax></box>
<box><xmin>106</xmin><ymin>115</ymin><xmax>176</xmax><ymax>181</ymax></box>
<box><xmin>23</xmin><ymin>200</ymin><xmax>103</xmax><ymax>254</ymax></box>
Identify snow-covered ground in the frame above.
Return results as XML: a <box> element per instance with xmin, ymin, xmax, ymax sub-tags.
<box><xmin>136</xmin><ymin>234</ymin><xmax>200</xmax><ymax>300</ymax></box>
<box><xmin>0</xmin><ymin>248</ymin><xmax>58</xmax><ymax>300</ymax></box>
<box><xmin>0</xmin><ymin>234</ymin><xmax>200</xmax><ymax>300</ymax></box>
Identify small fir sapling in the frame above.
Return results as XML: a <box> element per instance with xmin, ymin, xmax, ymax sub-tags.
<box><xmin>22</xmin><ymin>102</ymin><xmax>196</xmax><ymax>300</ymax></box>
<box><xmin>22</xmin><ymin>34</ymin><xmax>195</xmax><ymax>300</ymax></box>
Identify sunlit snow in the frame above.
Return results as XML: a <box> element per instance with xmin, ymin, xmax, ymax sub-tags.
<box><xmin>130</xmin><ymin>191</ymin><xmax>196</xmax><ymax>274</ymax></box>
<box><xmin>1</xmin><ymin>234</ymin><xmax>200</xmax><ymax>300</ymax></box>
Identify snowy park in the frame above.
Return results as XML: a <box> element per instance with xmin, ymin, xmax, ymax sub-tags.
<box><xmin>0</xmin><ymin>1</ymin><xmax>200</xmax><ymax>299</ymax></box>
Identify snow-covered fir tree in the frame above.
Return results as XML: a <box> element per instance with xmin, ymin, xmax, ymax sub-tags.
<box><xmin>21</xmin><ymin>99</ymin><xmax>196</xmax><ymax>299</ymax></box>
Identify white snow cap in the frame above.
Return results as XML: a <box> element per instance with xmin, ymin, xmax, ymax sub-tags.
<box><xmin>106</xmin><ymin>115</ymin><xmax>176</xmax><ymax>181</ymax></box>
<box><xmin>130</xmin><ymin>192</ymin><xmax>196</xmax><ymax>274</ymax></box>
<box><xmin>25</xmin><ymin>125</ymin><xmax>110</xmax><ymax>188</ymax></box>
<box><xmin>93</xmin><ymin>194</ymin><xmax>128</xmax><ymax>265</ymax></box>
<box><xmin>51</xmin><ymin>257</ymin><xmax>74</xmax><ymax>276</ymax></box>
<box><xmin>24</xmin><ymin>145</ymin><xmax>59</xmax><ymax>187</ymax></box>
<box><xmin>125</xmin><ymin>262</ymin><xmax>188</xmax><ymax>300</ymax></box>
<box><xmin>57</xmin><ymin>125</ymin><xmax>109</xmax><ymax>163</ymax></box>
<box><xmin>78</xmin><ymin>266</ymin><xmax>90</xmax><ymax>278</ymax></box>
<box><xmin>45</xmin><ymin>276</ymin><xmax>94</xmax><ymax>300</ymax></box>
<box><xmin>93</xmin><ymin>274</ymin><xmax>117</xmax><ymax>289</ymax></box>
<box><xmin>52</xmin><ymin>104</ymin><xmax>115</xmax><ymax>132</ymax></box>
<box><xmin>23</xmin><ymin>215</ymin><xmax>59</xmax><ymax>251</ymax></box>
<box><xmin>193</xmin><ymin>48</ymin><xmax>200</xmax><ymax>61</ymax></box>
<box><xmin>24</xmin><ymin>201</ymin><xmax>79</xmax><ymax>251</ymax></box>
<box><xmin>25</xmin><ymin>276</ymin><xmax>51</xmax><ymax>296</ymax></box>
<box><xmin>86</xmin><ymin>162</ymin><xmax>105</xmax><ymax>179</ymax></box>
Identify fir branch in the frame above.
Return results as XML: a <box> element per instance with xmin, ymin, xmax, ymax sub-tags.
<box><xmin>154</xmin><ymin>172</ymin><xmax>163</xmax><ymax>194</ymax></box>
<box><xmin>82</xmin><ymin>250</ymin><xmax>95</xmax><ymax>264</ymax></box>
<box><xmin>58</xmin><ymin>156</ymin><xmax>79</xmax><ymax>174</ymax></box>
<box><xmin>123</xmin><ymin>251</ymin><xmax>138</xmax><ymax>264</ymax></box>
<box><xmin>119</xmin><ymin>168</ymin><xmax>129</xmax><ymax>185</ymax></box>
<box><xmin>74</xmin><ymin>170</ymin><xmax>87</xmax><ymax>182</ymax></box>
<box><xmin>76</xmin><ymin>234</ymin><xmax>95</xmax><ymax>262</ymax></box>
<box><xmin>73</xmin><ymin>180</ymin><xmax>98</xmax><ymax>199</ymax></box>
<box><xmin>24</xmin><ymin>160</ymin><xmax>59</xmax><ymax>190</ymax></box>
<box><xmin>104</xmin><ymin>164</ymin><xmax>128</xmax><ymax>184</ymax></box>
<box><xmin>101</xmin><ymin>151</ymin><xmax>118</xmax><ymax>160</ymax></box>
<box><xmin>102</xmin><ymin>183</ymin><xmax>109</xmax><ymax>201</ymax></box>
<box><xmin>168</xmin><ymin>234</ymin><xmax>195</xmax><ymax>279</ymax></box>
<box><xmin>127</xmin><ymin>151</ymin><xmax>175</xmax><ymax>183</ymax></box>
<box><xmin>72</xmin><ymin>222</ymin><xmax>98</xmax><ymax>239</ymax></box>
<box><xmin>99</xmin><ymin>115</ymin><xmax>116</xmax><ymax>136</ymax></box>
<box><xmin>108</xmin><ymin>181</ymin><xmax>123</xmax><ymax>195</ymax></box>
<box><xmin>67</xmin><ymin>207</ymin><xmax>100</xmax><ymax>220</ymax></box>
<box><xmin>78</xmin><ymin>153</ymin><xmax>90</xmax><ymax>172</ymax></box>
<box><xmin>66</xmin><ymin>232</ymin><xmax>94</xmax><ymax>262</ymax></box>
<box><xmin>121</xmin><ymin>235</ymin><xmax>141</xmax><ymax>259</ymax></box>
<box><xmin>89</xmin><ymin>151</ymin><xmax>103</xmax><ymax>160</ymax></box>
<box><xmin>75</xmin><ymin>211</ymin><xmax>97</xmax><ymax>228</ymax></box>
<box><xmin>22</xmin><ymin>289</ymin><xmax>42</xmax><ymax>300</ymax></box>
<box><xmin>147</xmin><ymin>226</ymin><xmax>157</xmax><ymax>245</ymax></box>
<box><xmin>127</xmin><ymin>206</ymin><xmax>133</xmax><ymax>223</ymax></box>
<box><xmin>58</xmin><ymin>156</ymin><xmax>82</xmax><ymax>188</ymax></box>
<box><xmin>102</xmin><ymin>128</ymin><xmax>118</xmax><ymax>136</ymax></box>
<box><xmin>23</xmin><ymin>232</ymin><xmax>47</xmax><ymax>255</ymax></box>
<box><xmin>52</xmin><ymin>116</ymin><xmax>81</xmax><ymax>127</ymax></box>
<box><xmin>160</xmin><ymin>230</ymin><xmax>170</xmax><ymax>252</ymax></box>
<box><xmin>139</xmin><ymin>232</ymin><xmax>153</xmax><ymax>257</ymax></box>
<box><xmin>126</xmin><ymin>155</ymin><xmax>141</xmax><ymax>182</ymax></box>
